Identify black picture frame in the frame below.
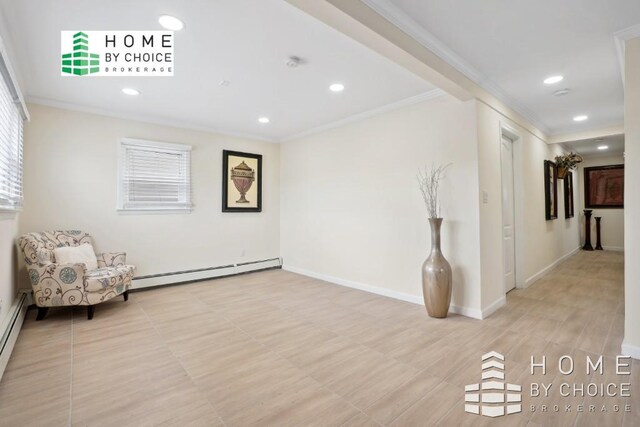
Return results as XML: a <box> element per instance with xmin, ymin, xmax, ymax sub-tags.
<box><xmin>222</xmin><ymin>150</ymin><xmax>262</xmax><ymax>212</ymax></box>
<box><xmin>564</xmin><ymin>171</ymin><xmax>574</xmax><ymax>218</ymax></box>
<box><xmin>584</xmin><ymin>164</ymin><xmax>624</xmax><ymax>209</ymax></box>
<box><xmin>544</xmin><ymin>160</ymin><xmax>558</xmax><ymax>220</ymax></box>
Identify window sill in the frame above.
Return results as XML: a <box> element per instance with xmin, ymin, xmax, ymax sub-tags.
<box><xmin>0</xmin><ymin>207</ymin><xmax>21</xmax><ymax>220</ymax></box>
<box><xmin>117</xmin><ymin>207</ymin><xmax>192</xmax><ymax>215</ymax></box>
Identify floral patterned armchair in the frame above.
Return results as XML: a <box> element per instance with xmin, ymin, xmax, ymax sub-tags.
<box><xmin>18</xmin><ymin>230</ymin><xmax>136</xmax><ymax>320</ymax></box>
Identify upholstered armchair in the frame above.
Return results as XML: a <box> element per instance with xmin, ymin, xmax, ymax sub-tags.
<box><xmin>18</xmin><ymin>231</ymin><xmax>136</xmax><ymax>320</ymax></box>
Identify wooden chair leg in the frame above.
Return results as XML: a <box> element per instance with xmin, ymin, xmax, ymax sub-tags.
<box><xmin>87</xmin><ymin>305</ymin><xmax>95</xmax><ymax>320</ymax></box>
<box><xmin>123</xmin><ymin>290</ymin><xmax>129</xmax><ymax>302</ymax></box>
<box><xmin>35</xmin><ymin>307</ymin><xmax>49</xmax><ymax>321</ymax></box>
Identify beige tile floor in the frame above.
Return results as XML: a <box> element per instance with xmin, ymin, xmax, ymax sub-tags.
<box><xmin>0</xmin><ymin>250</ymin><xmax>637</xmax><ymax>426</ymax></box>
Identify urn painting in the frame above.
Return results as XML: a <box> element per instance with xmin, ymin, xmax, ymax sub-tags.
<box><xmin>222</xmin><ymin>150</ymin><xmax>262</xmax><ymax>212</ymax></box>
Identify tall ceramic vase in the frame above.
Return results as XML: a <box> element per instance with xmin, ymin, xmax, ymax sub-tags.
<box><xmin>422</xmin><ymin>218</ymin><xmax>452</xmax><ymax>318</ymax></box>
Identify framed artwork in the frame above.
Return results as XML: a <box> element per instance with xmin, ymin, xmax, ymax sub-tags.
<box><xmin>222</xmin><ymin>150</ymin><xmax>262</xmax><ymax>212</ymax></box>
<box><xmin>584</xmin><ymin>164</ymin><xmax>624</xmax><ymax>208</ymax></box>
<box><xmin>544</xmin><ymin>160</ymin><xmax>558</xmax><ymax>220</ymax></box>
<box><xmin>564</xmin><ymin>171</ymin><xmax>574</xmax><ymax>218</ymax></box>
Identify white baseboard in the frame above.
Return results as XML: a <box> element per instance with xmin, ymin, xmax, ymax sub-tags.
<box><xmin>520</xmin><ymin>246</ymin><xmax>581</xmax><ymax>288</ymax></box>
<box><xmin>621</xmin><ymin>342</ymin><xmax>640</xmax><ymax>360</ymax></box>
<box><xmin>481</xmin><ymin>295</ymin><xmax>507</xmax><ymax>319</ymax></box>
<box><xmin>603</xmin><ymin>246</ymin><xmax>624</xmax><ymax>252</ymax></box>
<box><xmin>0</xmin><ymin>291</ymin><xmax>30</xmax><ymax>382</ymax></box>
<box><xmin>132</xmin><ymin>258</ymin><xmax>282</xmax><ymax>289</ymax></box>
<box><xmin>282</xmin><ymin>265</ymin><xmax>483</xmax><ymax>320</ymax></box>
<box><xmin>450</xmin><ymin>304</ymin><xmax>483</xmax><ymax>320</ymax></box>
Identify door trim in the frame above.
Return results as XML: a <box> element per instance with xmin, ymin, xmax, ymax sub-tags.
<box><xmin>499</xmin><ymin>122</ymin><xmax>523</xmax><ymax>292</ymax></box>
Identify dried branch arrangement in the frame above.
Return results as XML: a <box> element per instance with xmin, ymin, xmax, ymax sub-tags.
<box><xmin>417</xmin><ymin>163</ymin><xmax>451</xmax><ymax>218</ymax></box>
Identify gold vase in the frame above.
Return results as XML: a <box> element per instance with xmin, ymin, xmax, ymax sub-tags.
<box><xmin>421</xmin><ymin>218</ymin><xmax>452</xmax><ymax>318</ymax></box>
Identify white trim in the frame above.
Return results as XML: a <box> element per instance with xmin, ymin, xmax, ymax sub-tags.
<box><xmin>548</xmin><ymin>125</ymin><xmax>625</xmax><ymax>145</ymax></box>
<box><xmin>26</xmin><ymin>96</ymin><xmax>276</xmax><ymax>143</ymax></box>
<box><xmin>361</xmin><ymin>0</ymin><xmax>550</xmax><ymax>135</ymax></box>
<box><xmin>282</xmin><ymin>265</ymin><xmax>483</xmax><ymax>320</ymax></box>
<box><xmin>499</xmin><ymin>122</ymin><xmax>522</xmax><ymax>293</ymax></box>
<box><xmin>603</xmin><ymin>246</ymin><xmax>624</xmax><ymax>252</ymax></box>
<box><xmin>132</xmin><ymin>258</ymin><xmax>281</xmax><ymax>289</ymax></box>
<box><xmin>121</xmin><ymin>137</ymin><xmax>192</xmax><ymax>152</ymax></box>
<box><xmin>614</xmin><ymin>24</ymin><xmax>640</xmax><ymax>85</ymax></box>
<box><xmin>519</xmin><ymin>246</ymin><xmax>581</xmax><ymax>288</ymax></box>
<box><xmin>482</xmin><ymin>296</ymin><xmax>507</xmax><ymax>319</ymax></box>
<box><xmin>282</xmin><ymin>89</ymin><xmax>446</xmax><ymax>141</ymax></box>
<box><xmin>621</xmin><ymin>342</ymin><xmax>640</xmax><ymax>360</ymax></box>
<box><xmin>0</xmin><ymin>291</ymin><xmax>30</xmax><ymax>382</ymax></box>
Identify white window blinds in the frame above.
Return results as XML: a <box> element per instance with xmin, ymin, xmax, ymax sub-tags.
<box><xmin>0</xmin><ymin>66</ymin><xmax>23</xmax><ymax>211</ymax></box>
<box><xmin>118</xmin><ymin>139</ymin><xmax>192</xmax><ymax>211</ymax></box>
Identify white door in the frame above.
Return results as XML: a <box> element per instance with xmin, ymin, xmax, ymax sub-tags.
<box><xmin>501</xmin><ymin>136</ymin><xmax>516</xmax><ymax>292</ymax></box>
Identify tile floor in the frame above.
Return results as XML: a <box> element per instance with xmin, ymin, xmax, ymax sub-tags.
<box><xmin>0</xmin><ymin>250</ymin><xmax>637</xmax><ymax>426</ymax></box>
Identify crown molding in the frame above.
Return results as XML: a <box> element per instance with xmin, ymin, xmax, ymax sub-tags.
<box><xmin>548</xmin><ymin>124</ymin><xmax>624</xmax><ymax>144</ymax></box>
<box><xmin>282</xmin><ymin>88</ymin><xmax>446</xmax><ymax>142</ymax></box>
<box><xmin>26</xmin><ymin>96</ymin><xmax>277</xmax><ymax>143</ymax></box>
<box><xmin>614</xmin><ymin>24</ymin><xmax>640</xmax><ymax>85</ymax></box>
<box><xmin>361</xmin><ymin>0</ymin><xmax>550</xmax><ymax>135</ymax></box>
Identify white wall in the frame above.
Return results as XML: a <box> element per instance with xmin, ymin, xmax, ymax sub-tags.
<box><xmin>280</xmin><ymin>95</ymin><xmax>484</xmax><ymax>317</ymax></box>
<box><xmin>476</xmin><ymin>101</ymin><xmax>581</xmax><ymax>310</ymax></box>
<box><xmin>577</xmin><ymin>155</ymin><xmax>625</xmax><ymax>250</ymax></box>
<box><xmin>623</xmin><ymin>37</ymin><xmax>640</xmax><ymax>359</ymax></box>
<box><xmin>19</xmin><ymin>104</ymin><xmax>280</xmax><ymax>286</ymax></box>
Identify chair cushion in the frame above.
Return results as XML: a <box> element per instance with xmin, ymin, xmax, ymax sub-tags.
<box><xmin>54</xmin><ymin>244</ymin><xmax>98</xmax><ymax>271</ymax></box>
<box><xmin>85</xmin><ymin>265</ymin><xmax>136</xmax><ymax>293</ymax></box>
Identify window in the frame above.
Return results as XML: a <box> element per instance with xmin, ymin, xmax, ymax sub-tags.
<box><xmin>118</xmin><ymin>138</ymin><xmax>192</xmax><ymax>212</ymax></box>
<box><xmin>0</xmin><ymin>64</ymin><xmax>23</xmax><ymax>211</ymax></box>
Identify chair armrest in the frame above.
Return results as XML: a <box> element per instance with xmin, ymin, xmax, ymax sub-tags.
<box><xmin>27</xmin><ymin>263</ymin><xmax>87</xmax><ymax>307</ymax></box>
<box><xmin>96</xmin><ymin>252</ymin><xmax>127</xmax><ymax>267</ymax></box>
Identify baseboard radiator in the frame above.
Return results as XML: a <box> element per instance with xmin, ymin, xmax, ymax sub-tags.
<box><xmin>131</xmin><ymin>257</ymin><xmax>282</xmax><ymax>289</ymax></box>
<box><xmin>0</xmin><ymin>291</ymin><xmax>30</xmax><ymax>382</ymax></box>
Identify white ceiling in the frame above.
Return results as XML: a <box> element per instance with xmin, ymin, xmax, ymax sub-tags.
<box><xmin>366</xmin><ymin>0</ymin><xmax>640</xmax><ymax>136</ymax></box>
<box><xmin>563</xmin><ymin>134</ymin><xmax>625</xmax><ymax>158</ymax></box>
<box><xmin>0</xmin><ymin>0</ymin><xmax>433</xmax><ymax>141</ymax></box>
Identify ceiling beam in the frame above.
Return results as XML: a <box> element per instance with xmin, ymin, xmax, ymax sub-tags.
<box><xmin>284</xmin><ymin>0</ymin><xmax>548</xmax><ymax>142</ymax></box>
<box><xmin>549</xmin><ymin>125</ymin><xmax>625</xmax><ymax>144</ymax></box>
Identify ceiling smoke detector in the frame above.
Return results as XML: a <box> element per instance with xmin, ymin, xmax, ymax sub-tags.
<box><xmin>553</xmin><ymin>88</ymin><xmax>570</xmax><ymax>96</ymax></box>
<box><xmin>285</xmin><ymin>56</ymin><xmax>303</xmax><ymax>68</ymax></box>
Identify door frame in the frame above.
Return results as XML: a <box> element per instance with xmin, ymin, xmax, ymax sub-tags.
<box><xmin>499</xmin><ymin>122</ymin><xmax>525</xmax><ymax>291</ymax></box>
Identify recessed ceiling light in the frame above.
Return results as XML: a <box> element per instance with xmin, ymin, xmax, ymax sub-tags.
<box><xmin>121</xmin><ymin>88</ymin><xmax>140</xmax><ymax>96</ymax></box>
<box><xmin>544</xmin><ymin>75</ymin><xmax>564</xmax><ymax>85</ymax></box>
<box><xmin>598</xmin><ymin>145</ymin><xmax>609</xmax><ymax>150</ymax></box>
<box><xmin>329</xmin><ymin>83</ymin><xmax>345</xmax><ymax>92</ymax></box>
<box><xmin>573</xmin><ymin>115</ymin><xmax>588</xmax><ymax>122</ymax></box>
<box><xmin>158</xmin><ymin>15</ymin><xmax>184</xmax><ymax>31</ymax></box>
<box><xmin>553</xmin><ymin>88</ymin><xmax>570</xmax><ymax>96</ymax></box>
<box><xmin>258</xmin><ymin>117</ymin><xmax>270</xmax><ymax>124</ymax></box>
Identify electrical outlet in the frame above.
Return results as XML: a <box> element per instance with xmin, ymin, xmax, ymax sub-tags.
<box><xmin>240</xmin><ymin>248</ymin><xmax>245</xmax><ymax>257</ymax></box>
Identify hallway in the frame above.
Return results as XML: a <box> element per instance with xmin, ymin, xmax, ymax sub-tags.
<box><xmin>0</xmin><ymin>251</ymin><xmax>635</xmax><ymax>426</ymax></box>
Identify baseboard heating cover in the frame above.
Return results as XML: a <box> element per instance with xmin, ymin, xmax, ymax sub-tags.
<box><xmin>0</xmin><ymin>291</ymin><xmax>30</xmax><ymax>382</ymax></box>
<box><xmin>131</xmin><ymin>257</ymin><xmax>282</xmax><ymax>289</ymax></box>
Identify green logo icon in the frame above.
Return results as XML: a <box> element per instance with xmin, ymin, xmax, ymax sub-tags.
<box><xmin>61</xmin><ymin>32</ymin><xmax>99</xmax><ymax>75</ymax></box>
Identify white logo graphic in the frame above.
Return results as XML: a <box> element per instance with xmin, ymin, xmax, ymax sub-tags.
<box><xmin>465</xmin><ymin>351</ymin><xmax>522</xmax><ymax>417</ymax></box>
